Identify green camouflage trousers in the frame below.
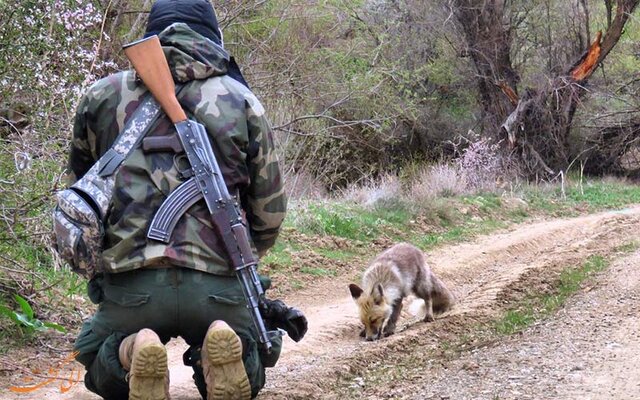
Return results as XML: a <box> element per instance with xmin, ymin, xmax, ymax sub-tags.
<box><xmin>73</xmin><ymin>267</ymin><xmax>281</xmax><ymax>399</ymax></box>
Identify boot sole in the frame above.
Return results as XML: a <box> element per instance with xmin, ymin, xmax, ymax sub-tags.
<box><xmin>129</xmin><ymin>343</ymin><xmax>168</xmax><ymax>400</ymax></box>
<box><xmin>204</xmin><ymin>327</ymin><xmax>251</xmax><ymax>400</ymax></box>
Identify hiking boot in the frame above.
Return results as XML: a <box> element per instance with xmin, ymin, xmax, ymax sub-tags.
<box><xmin>118</xmin><ymin>328</ymin><xmax>170</xmax><ymax>400</ymax></box>
<box><xmin>201</xmin><ymin>320</ymin><xmax>251</xmax><ymax>400</ymax></box>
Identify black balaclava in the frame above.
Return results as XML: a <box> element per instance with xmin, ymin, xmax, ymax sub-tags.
<box><xmin>144</xmin><ymin>0</ymin><xmax>249</xmax><ymax>88</ymax></box>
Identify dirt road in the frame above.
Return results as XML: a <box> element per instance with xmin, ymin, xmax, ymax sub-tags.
<box><xmin>3</xmin><ymin>206</ymin><xmax>640</xmax><ymax>399</ymax></box>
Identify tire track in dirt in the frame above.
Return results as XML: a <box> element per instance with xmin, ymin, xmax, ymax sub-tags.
<box><xmin>387</xmin><ymin>242</ymin><xmax>640</xmax><ymax>399</ymax></box>
<box><xmin>3</xmin><ymin>206</ymin><xmax>639</xmax><ymax>399</ymax></box>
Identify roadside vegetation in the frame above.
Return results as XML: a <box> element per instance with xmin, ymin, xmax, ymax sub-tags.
<box><xmin>493</xmin><ymin>239</ymin><xmax>638</xmax><ymax>335</ymax></box>
<box><xmin>494</xmin><ymin>255</ymin><xmax>610</xmax><ymax>335</ymax></box>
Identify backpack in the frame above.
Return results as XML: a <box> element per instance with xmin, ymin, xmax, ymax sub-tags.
<box><xmin>52</xmin><ymin>95</ymin><xmax>162</xmax><ymax>278</ymax></box>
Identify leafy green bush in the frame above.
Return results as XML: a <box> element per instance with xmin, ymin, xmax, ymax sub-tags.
<box><xmin>0</xmin><ymin>294</ymin><xmax>65</xmax><ymax>335</ymax></box>
<box><xmin>0</xmin><ymin>0</ymin><xmax>116</xmax><ymax>319</ymax></box>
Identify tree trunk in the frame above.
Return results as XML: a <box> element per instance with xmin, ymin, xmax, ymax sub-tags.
<box><xmin>500</xmin><ymin>0</ymin><xmax>639</xmax><ymax>178</ymax></box>
<box><xmin>452</xmin><ymin>0</ymin><xmax>519</xmax><ymax>133</ymax></box>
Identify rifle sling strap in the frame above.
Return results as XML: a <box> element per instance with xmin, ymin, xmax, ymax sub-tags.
<box><xmin>97</xmin><ymin>84</ymin><xmax>185</xmax><ymax>178</ymax></box>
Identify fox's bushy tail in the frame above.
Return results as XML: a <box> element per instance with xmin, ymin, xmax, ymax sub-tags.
<box><xmin>431</xmin><ymin>274</ymin><xmax>455</xmax><ymax>315</ymax></box>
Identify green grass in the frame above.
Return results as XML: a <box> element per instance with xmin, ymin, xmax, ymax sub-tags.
<box><xmin>494</xmin><ymin>309</ymin><xmax>537</xmax><ymax>335</ymax></box>
<box><xmin>462</xmin><ymin>193</ymin><xmax>502</xmax><ymax>212</ymax></box>
<box><xmin>412</xmin><ymin>217</ymin><xmax>506</xmax><ymax>251</ymax></box>
<box><xmin>0</xmin><ymin>240</ymin><xmax>86</xmax><ymax>298</ymax></box>
<box><xmin>0</xmin><ymin>238</ymin><xmax>85</xmax><ymax>343</ymax></box>
<box><xmin>507</xmin><ymin>206</ymin><xmax>530</xmax><ymax>221</ymax></box>
<box><xmin>0</xmin><ymin>241</ymin><xmax>50</xmax><ymax>269</ymax></box>
<box><xmin>2</xmin><ymin>173</ymin><xmax>637</xmax><ymax>355</ymax></box>
<box><xmin>272</xmin><ymin>178</ymin><xmax>639</xmax><ymax>283</ymax></box>
<box><xmin>261</xmin><ymin>241</ymin><xmax>295</xmax><ymax>267</ymax></box>
<box><xmin>565</xmin><ymin>180</ymin><xmax>640</xmax><ymax>208</ymax></box>
<box><xmin>521</xmin><ymin>178</ymin><xmax>640</xmax><ymax>215</ymax></box>
<box><xmin>613</xmin><ymin>241</ymin><xmax>639</xmax><ymax>253</ymax></box>
<box><xmin>414</xmin><ymin>227</ymin><xmax>467</xmax><ymax>250</ymax></box>
<box><xmin>289</xmin><ymin>279</ymin><xmax>305</xmax><ymax>290</ymax></box>
<box><xmin>330</xmin><ymin>245</ymin><xmax>637</xmax><ymax>398</ymax></box>
<box><xmin>290</xmin><ymin>202</ymin><xmax>414</xmax><ymax>241</ymax></box>
<box><xmin>494</xmin><ymin>255</ymin><xmax>609</xmax><ymax>335</ymax></box>
<box><xmin>290</xmin><ymin>193</ymin><xmax>511</xmax><ymax>251</ymax></box>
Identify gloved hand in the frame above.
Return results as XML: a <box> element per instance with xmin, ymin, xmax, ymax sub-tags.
<box><xmin>261</xmin><ymin>298</ymin><xmax>308</xmax><ymax>342</ymax></box>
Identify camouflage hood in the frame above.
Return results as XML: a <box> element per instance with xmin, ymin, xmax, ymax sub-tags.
<box><xmin>158</xmin><ymin>22</ymin><xmax>229</xmax><ymax>83</ymax></box>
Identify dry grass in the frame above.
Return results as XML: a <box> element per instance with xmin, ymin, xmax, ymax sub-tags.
<box><xmin>283</xmin><ymin>170</ymin><xmax>328</xmax><ymax>201</ymax></box>
<box><xmin>287</xmin><ymin>150</ymin><xmax>519</xmax><ymax>210</ymax></box>
<box><xmin>408</xmin><ymin>164</ymin><xmax>468</xmax><ymax>201</ymax></box>
<box><xmin>339</xmin><ymin>173</ymin><xmax>402</xmax><ymax>206</ymax></box>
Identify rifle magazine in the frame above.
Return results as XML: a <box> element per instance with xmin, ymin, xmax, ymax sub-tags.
<box><xmin>147</xmin><ymin>177</ymin><xmax>203</xmax><ymax>243</ymax></box>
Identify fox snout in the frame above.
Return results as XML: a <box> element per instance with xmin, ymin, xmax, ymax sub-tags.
<box><xmin>360</xmin><ymin>324</ymin><xmax>384</xmax><ymax>341</ymax></box>
<box><xmin>349</xmin><ymin>283</ymin><xmax>391</xmax><ymax>341</ymax></box>
<box><xmin>365</xmin><ymin>329</ymin><xmax>383</xmax><ymax>341</ymax></box>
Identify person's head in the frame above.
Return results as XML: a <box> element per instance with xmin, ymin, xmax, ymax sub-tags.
<box><xmin>144</xmin><ymin>0</ymin><xmax>223</xmax><ymax>46</ymax></box>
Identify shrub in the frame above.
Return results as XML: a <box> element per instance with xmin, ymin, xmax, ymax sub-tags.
<box><xmin>409</xmin><ymin>164</ymin><xmax>467</xmax><ymax>200</ymax></box>
<box><xmin>340</xmin><ymin>173</ymin><xmax>402</xmax><ymax>207</ymax></box>
<box><xmin>0</xmin><ymin>0</ymin><xmax>115</xmax><ymax>302</ymax></box>
<box><xmin>456</xmin><ymin>139</ymin><xmax>505</xmax><ymax>192</ymax></box>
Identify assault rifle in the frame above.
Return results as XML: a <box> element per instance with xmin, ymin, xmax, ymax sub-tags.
<box><xmin>123</xmin><ymin>35</ymin><xmax>281</xmax><ymax>352</ymax></box>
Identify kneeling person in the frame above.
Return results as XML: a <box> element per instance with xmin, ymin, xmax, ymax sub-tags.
<box><xmin>66</xmin><ymin>0</ymin><xmax>304</xmax><ymax>398</ymax></box>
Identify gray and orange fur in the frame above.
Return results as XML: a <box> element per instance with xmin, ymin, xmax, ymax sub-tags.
<box><xmin>348</xmin><ymin>242</ymin><xmax>455</xmax><ymax>341</ymax></box>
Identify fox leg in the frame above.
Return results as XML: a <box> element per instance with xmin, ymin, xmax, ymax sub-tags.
<box><xmin>383</xmin><ymin>298</ymin><xmax>403</xmax><ymax>337</ymax></box>
<box><xmin>422</xmin><ymin>297</ymin><xmax>435</xmax><ymax>322</ymax></box>
<box><xmin>415</xmin><ymin>277</ymin><xmax>435</xmax><ymax>322</ymax></box>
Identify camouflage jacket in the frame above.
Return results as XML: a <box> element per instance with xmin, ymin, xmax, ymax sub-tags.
<box><xmin>68</xmin><ymin>23</ymin><xmax>286</xmax><ymax>275</ymax></box>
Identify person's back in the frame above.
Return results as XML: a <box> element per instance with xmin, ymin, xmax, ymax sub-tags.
<box><xmin>70</xmin><ymin>23</ymin><xmax>285</xmax><ymax>275</ymax></box>
<box><xmin>68</xmin><ymin>1</ymin><xmax>293</xmax><ymax>399</ymax></box>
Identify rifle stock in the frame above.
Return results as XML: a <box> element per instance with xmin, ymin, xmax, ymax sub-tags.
<box><xmin>123</xmin><ymin>35</ymin><xmax>187</xmax><ymax>124</ymax></box>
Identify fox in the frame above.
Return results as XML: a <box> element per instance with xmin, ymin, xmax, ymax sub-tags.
<box><xmin>348</xmin><ymin>242</ymin><xmax>455</xmax><ymax>341</ymax></box>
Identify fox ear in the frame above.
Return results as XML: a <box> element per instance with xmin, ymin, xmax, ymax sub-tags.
<box><xmin>348</xmin><ymin>284</ymin><xmax>364</xmax><ymax>300</ymax></box>
<box><xmin>372</xmin><ymin>284</ymin><xmax>384</xmax><ymax>304</ymax></box>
